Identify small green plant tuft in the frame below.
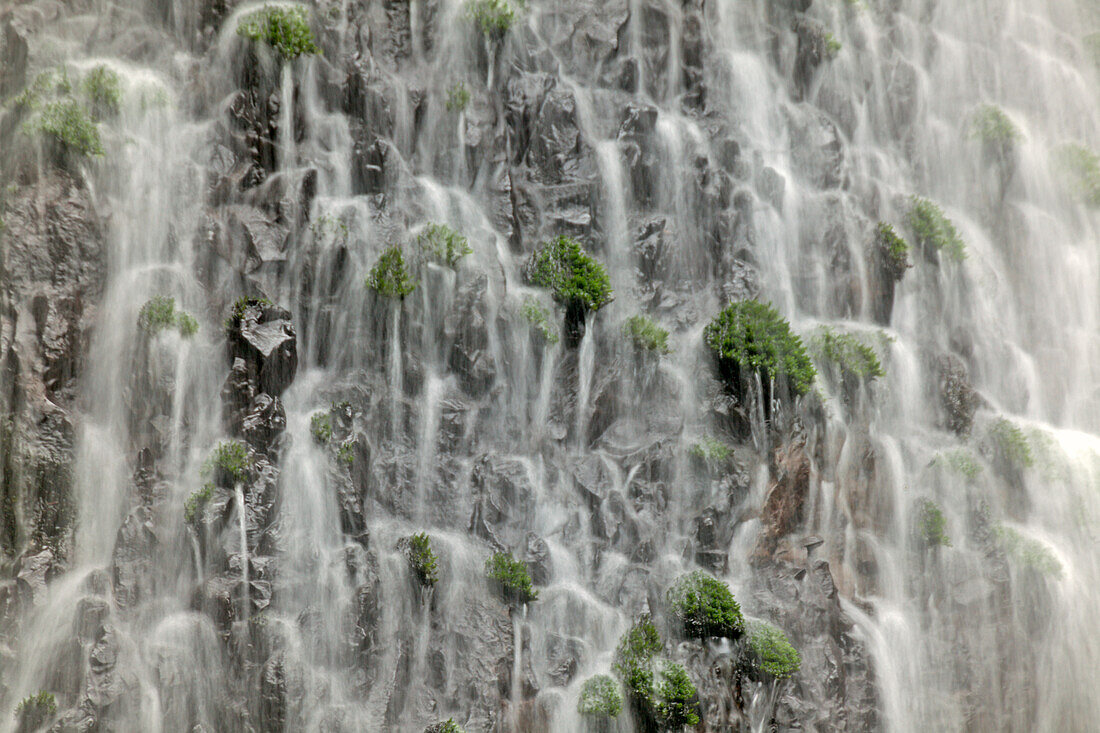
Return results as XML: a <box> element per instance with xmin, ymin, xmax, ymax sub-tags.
<box><xmin>237</xmin><ymin>5</ymin><xmax>320</xmax><ymax>60</ymax></box>
<box><xmin>310</xmin><ymin>411</ymin><xmax>332</xmax><ymax>444</ymax></box>
<box><xmin>623</xmin><ymin>314</ymin><xmax>670</xmax><ymax>354</ymax></box>
<box><xmin>521</xmin><ymin>297</ymin><xmax>560</xmax><ymax>345</ymax></box>
<box><xmin>176</xmin><ymin>312</ymin><xmax>199</xmax><ymax>337</ymax></box>
<box><xmin>906</xmin><ymin>197</ymin><xmax>966</xmax><ymax>262</ymax></box>
<box><xmin>653</xmin><ymin>661</ymin><xmax>700</xmax><ymax>728</ymax></box>
<box><xmin>204</xmin><ymin>441</ymin><xmax>251</xmax><ymax>486</ymax></box>
<box><xmin>83</xmin><ymin>65</ymin><xmax>121</xmax><ymax>118</ymax></box>
<box><xmin>824</xmin><ymin>32</ymin><xmax>842</xmax><ymax>57</ymax></box>
<box><xmin>688</xmin><ymin>437</ymin><xmax>731</xmax><ymax>463</ymax></box>
<box><xmin>744</xmin><ymin>620</ymin><xmax>801</xmax><ymax>680</ymax></box>
<box><xmin>466</xmin><ymin>0</ymin><xmax>524</xmax><ymax>38</ymax></box>
<box><xmin>486</xmin><ymin>551</ymin><xmax>537</xmax><ymax>605</ymax></box>
<box><xmin>526</xmin><ymin>236</ymin><xmax>612</xmax><ymax>314</ymax></box>
<box><xmin>185</xmin><ymin>482</ymin><xmax>215</xmax><ymax>524</ymax></box>
<box><xmin>418</xmin><ymin>223</ymin><xmax>472</xmax><ymax>267</ymax></box>
<box><xmin>425</xmin><ymin>719</ymin><xmax>465</xmax><ymax>733</ymax></box>
<box><xmin>968</xmin><ymin>104</ymin><xmax>1020</xmax><ymax>147</ymax></box>
<box><xmin>933</xmin><ymin>448</ymin><xmax>982</xmax><ymax>480</ymax></box>
<box><xmin>992</xmin><ymin>526</ymin><xmax>1063</xmax><ymax>578</ymax></box>
<box><xmin>876</xmin><ymin>222</ymin><xmax>910</xmax><ymax>280</ymax></box>
<box><xmin>15</xmin><ymin>691</ymin><xmax>56</xmax><ymax>727</ymax></box>
<box><xmin>989</xmin><ymin>418</ymin><xmax>1033</xmax><ymax>469</ymax></box>
<box><xmin>666</xmin><ymin>571</ymin><xmax>745</xmax><ymax>639</ymax></box>
<box><xmin>578</xmin><ymin>674</ymin><xmax>623</xmax><ymax>718</ymax></box>
<box><xmin>138</xmin><ymin>296</ymin><xmax>199</xmax><ymax>338</ymax></box>
<box><xmin>445</xmin><ymin>81</ymin><xmax>471</xmax><ymax>113</ymax></box>
<box><xmin>810</xmin><ymin>327</ymin><xmax>885</xmax><ymax>381</ymax></box>
<box><xmin>337</xmin><ymin>441</ymin><xmax>356</xmax><ymax>466</ymax></box>
<box><xmin>916</xmin><ymin>498</ymin><xmax>951</xmax><ymax>547</ymax></box>
<box><xmin>407</xmin><ymin>532</ymin><xmax>439</xmax><ymax>587</ymax></box>
<box><xmin>33</xmin><ymin>98</ymin><xmax>104</xmax><ymax>157</ymax></box>
<box><xmin>366</xmin><ymin>246</ymin><xmax>417</xmax><ymax>299</ymax></box>
<box><xmin>1054</xmin><ymin>143</ymin><xmax>1100</xmax><ymax>206</ymax></box>
<box><xmin>703</xmin><ymin>300</ymin><xmax>816</xmax><ymax>397</ymax></box>
<box><xmin>613</xmin><ymin>615</ymin><xmax>662</xmax><ymax>705</ymax></box>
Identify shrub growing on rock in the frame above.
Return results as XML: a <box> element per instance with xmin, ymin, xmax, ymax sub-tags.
<box><xmin>138</xmin><ymin>296</ymin><xmax>199</xmax><ymax>338</ymax></box>
<box><xmin>424</xmin><ymin>720</ymin><xmax>464</xmax><ymax>733</ymax></box>
<box><xmin>613</xmin><ymin>615</ymin><xmax>662</xmax><ymax>698</ymax></box>
<box><xmin>185</xmin><ymin>483</ymin><xmax>215</xmax><ymax>524</ymax></box>
<box><xmin>666</xmin><ymin>571</ymin><xmax>745</xmax><ymax>639</ymax></box>
<box><xmin>366</xmin><ymin>246</ymin><xmax>417</xmax><ymax>299</ymax></box>
<box><xmin>906</xmin><ymin>197</ymin><xmax>966</xmax><ymax>262</ymax></box>
<box><xmin>688</xmin><ymin>437</ymin><xmax>731</xmax><ymax>462</ymax></box>
<box><xmin>445</xmin><ymin>82</ymin><xmax>471</xmax><ymax>112</ymax></box>
<box><xmin>521</xmin><ymin>297</ymin><xmax>560</xmax><ymax>345</ymax></box>
<box><xmin>204</xmin><ymin>441</ymin><xmax>251</xmax><ymax>486</ymax></box>
<box><xmin>310</xmin><ymin>411</ymin><xmax>332</xmax><ymax>443</ymax></box>
<box><xmin>875</xmin><ymin>222</ymin><xmax>910</xmax><ymax>281</ymax></box>
<box><xmin>527</xmin><ymin>236</ymin><xmax>612</xmax><ymax>313</ymax></box>
<box><xmin>418</xmin><ymin>223</ymin><xmax>471</xmax><ymax>267</ymax></box>
<box><xmin>653</xmin><ymin>661</ymin><xmax>700</xmax><ymax>728</ymax></box>
<box><xmin>992</xmin><ymin>525</ymin><xmax>1063</xmax><ymax>578</ymax></box>
<box><xmin>916</xmin><ymin>498</ymin><xmax>951</xmax><ymax>547</ymax></box>
<box><xmin>83</xmin><ymin>65</ymin><xmax>121</xmax><ymax>119</ymax></box>
<box><xmin>613</xmin><ymin>617</ymin><xmax>701</xmax><ymax>730</ymax></box>
<box><xmin>34</xmin><ymin>99</ymin><xmax>104</xmax><ymax>158</ymax></box>
<box><xmin>623</xmin><ymin>314</ymin><xmax>670</xmax><ymax>354</ymax></box>
<box><xmin>1054</xmin><ymin>143</ymin><xmax>1100</xmax><ymax>205</ymax></box>
<box><xmin>237</xmin><ymin>5</ymin><xmax>320</xmax><ymax>60</ymax></box>
<box><xmin>703</xmin><ymin>300</ymin><xmax>816</xmax><ymax>400</ymax></box>
<box><xmin>744</xmin><ymin>620</ymin><xmax>801</xmax><ymax>680</ymax></box>
<box><xmin>578</xmin><ymin>674</ymin><xmax>623</xmax><ymax>718</ymax></box>
<box><xmin>15</xmin><ymin>691</ymin><xmax>56</xmax><ymax>729</ymax></box>
<box><xmin>407</xmin><ymin>532</ymin><xmax>439</xmax><ymax>587</ymax></box>
<box><xmin>988</xmin><ymin>417</ymin><xmax>1033</xmax><ymax>469</ymax></box>
<box><xmin>968</xmin><ymin>104</ymin><xmax>1019</xmax><ymax>147</ymax></box>
<box><xmin>933</xmin><ymin>448</ymin><xmax>982</xmax><ymax>479</ymax></box>
<box><xmin>466</xmin><ymin>0</ymin><xmax>524</xmax><ymax>38</ymax></box>
<box><xmin>810</xmin><ymin>327</ymin><xmax>885</xmax><ymax>382</ymax></box>
<box><xmin>486</xmin><ymin>551</ymin><xmax>537</xmax><ymax>605</ymax></box>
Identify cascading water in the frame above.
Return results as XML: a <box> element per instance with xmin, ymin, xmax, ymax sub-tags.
<box><xmin>3</xmin><ymin>0</ymin><xmax>1100</xmax><ymax>729</ymax></box>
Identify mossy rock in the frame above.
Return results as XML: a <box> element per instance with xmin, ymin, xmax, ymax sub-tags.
<box><xmin>666</xmin><ymin>571</ymin><xmax>745</xmax><ymax>639</ymax></box>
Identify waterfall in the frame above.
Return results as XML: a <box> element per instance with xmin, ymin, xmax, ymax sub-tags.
<box><xmin>3</xmin><ymin>0</ymin><xmax>1100</xmax><ymax>730</ymax></box>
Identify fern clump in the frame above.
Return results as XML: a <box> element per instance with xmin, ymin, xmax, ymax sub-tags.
<box><xmin>916</xmin><ymin>498</ymin><xmax>951</xmax><ymax>547</ymax></box>
<box><xmin>445</xmin><ymin>82</ymin><xmax>471</xmax><ymax>112</ymax></box>
<box><xmin>876</xmin><ymin>222</ymin><xmax>910</xmax><ymax>281</ymax></box>
<box><xmin>138</xmin><ymin>296</ymin><xmax>199</xmax><ymax>338</ymax></box>
<box><xmin>810</xmin><ymin>327</ymin><xmax>885</xmax><ymax>381</ymax></box>
<box><xmin>521</xmin><ymin>297</ymin><xmax>559</xmax><ymax>345</ymax></box>
<box><xmin>623</xmin><ymin>314</ymin><xmax>670</xmax><ymax>354</ymax></box>
<box><xmin>407</xmin><ymin>532</ymin><xmax>439</xmax><ymax>587</ymax></box>
<box><xmin>485</xmin><ymin>551</ymin><xmax>537</xmax><ymax>605</ymax></box>
<box><xmin>237</xmin><ymin>5</ymin><xmax>320</xmax><ymax>60</ymax></box>
<box><xmin>310</xmin><ymin>411</ymin><xmax>332</xmax><ymax>444</ymax></box>
<box><xmin>577</xmin><ymin>674</ymin><xmax>623</xmax><ymax>718</ymax></box>
<box><xmin>83</xmin><ymin>65</ymin><xmax>121</xmax><ymax>118</ymax></box>
<box><xmin>418</xmin><ymin>223</ymin><xmax>472</xmax><ymax>267</ymax></box>
<box><xmin>744</xmin><ymin>620</ymin><xmax>801</xmax><ymax>680</ymax></box>
<box><xmin>667</xmin><ymin>571</ymin><xmax>745</xmax><ymax>639</ymax></box>
<box><xmin>204</xmin><ymin>441</ymin><xmax>251</xmax><ymax>486</ymax></box>
<box><xmin>526</xmin><ymin>236</ymin><xmax>612</xmax><ymax>314</ymax></box>
<box><xmin>703</xmin><ymin>300</ymin><xmax>816</xmax><ymax>398</ymax></box>
<box><xmin>366</xmin><ymin>246</ymin><xmax>417</xmax><ymax>299</ymax></box>
<box><xmin>906</xmin><ymin>197</ymin><xmax>966</xmax><ymax>262</ymax></box>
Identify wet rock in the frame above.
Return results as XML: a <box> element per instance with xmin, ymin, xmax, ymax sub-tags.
<box><xmin>756</xmin><ymin>429</ymin><xmax>812</xmax><ymax>557</ymax></box>
<box><xmin>544</xmin><ymin>634</ymin><xmax>583</xmax><ymax>687</ymax></box>
<box><xmin>111</xmin><ymin>507</ymin><xmax>156</xmax><ymax>610</ymax></box>
<box><xmin>789</xmin><ymin>105</ymin><xmax>846</xmax><ymax>189</ymax></box>
<box><xmin>524</xmin><ymin>533</ymin><xmax>551</xmax><ymax>586</ymax></box>
<box><xmin>446</xmin><ymin>275</ymin><xmax>496</xmax><ymax>398</ymax></box>
<box><xmin>0</xmin><ymin>21</ymin><xmax>28</xmax><ymax>99</ymax></box>
<box><xmin>239</xmin><ymin>393</ymin><xmax>286</xmax><ymax>452</ymax></box>
<box><xmin>937</xmin><ymin>354</ymin><xmax>980</xmax><ymax>436</ymax></box>
<box><xmin>15</xmin><ymin>548</ymin><xmax>54</xmax><ymax>606</ymax></box>
<box><xmin>225</xmin><ymin>301</ymin><xmax>298</xmax><ymax>397</ymax></box>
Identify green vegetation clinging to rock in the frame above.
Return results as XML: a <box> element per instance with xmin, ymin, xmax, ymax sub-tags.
<box><xmin>988</xmin><ymin>417</ymin><xmax>1033</xmax><ymax>469</ymax></box>
<box><xmin>82</xmin><ymin>65</ymin><xmax>121</xmax><ymax>118</ymax></box>
<box><xmin>485</xmin><ymin>551</ymin><xmax>537</xmax><ymax>605</ymax></box>
<box><xmin>916</xmin><ymin>498</ymin><xmax>951</xmax><ymax>547</ymax></box>
<box><xmin>418</xmin><ymin>223</ymin><xmax>472</xmax><ymax>267</ymax></box>
<box><xmin>310</xmin><ymin>411</ymin><xmax>332</xmax><ymax>443</ymax></box>
<box><xmin>366</xmin><ymin>246</ymin><xmax>417</xmax><ymax>299</ymax></box>
<box><xmin>906</xmin><ymin>197</ymin><xmax>966</xmax><ymax>262</ymax></box>
<box><xmin>204</xmin><ymin>440</ymin><xmax>251</xmax><ymax>485</ymax></box>
<box><xmin>445</xmin><ymin>82</ymin><xmax>471</xmax><ymax>112</ymax></box>
<box><xmin>876</xmin><ymin>222</ymin><xmax>910</xmax><ymax>280</ymax></box>
<box><xmin>666</xmin><ymin>571</ymin><xmax>745</xmax><ymax>639</ymax></box>
<box><xmin>578</xmin><ymin>674</ymin><xmax>623</xmax><ymax>718</ymax></box>
<box><xmin>653</xmin><ymin>661</ymin><xmax>700</xmax><ymax>728</ymax></box>
<box><xmin>521</xmin><ymin>297</ymin><xmax>559</xmax><ymax>345</ymax></box>
<box><xmin>744</xmin><ymin>620</ymin><xmax>801</xmax><ymax>680</ymax></box>
<box><xmin>185</xmin><ymin>483</ymin><xmax>215</xmax><ymax>524</ymax></box>
<box><xmin>407</xmin><ymin>532</ymin><xmax>439</xmax><ymax>587</ymax></box>
<box><xmin>1054</xmin><ymin>143</ymin><xmax>1100</xmax><ymax>206</ymax></box>
<box><xmin>15</xmin><ymin>691</ymin><xmax>56</xmax><ymax>728</ymax></box>
<box><xmin>968</xmin><ymin>104</ymin><xmax>1020</xmax><ymax>147</ymax></box>
<box><xmin>704</xmin><ymin>300</ymin><xmax>816</xmax><ymax>397</ymax></box>
<box><xmin>810</xmin><ymin>327</ymin><xmax>886</xmax><ymax>381</ymax></box>
<box><xmin>689</xmin><ymin>436</ymin><xmax>731</xmax><ymax>462</ymax></box>
<box><xmin>623</xmin><ymin>314</ymin><xmax>671</xmax><ymax>354</ymax></box>
<box><xmin>933</xmin><ymin>448</ymin><xmax>983</xmax><ymax>479</ymax></box>
<box><xmin>237</xmin><ymin>5</ymin><xmax>320</xmax><ymax>60</ymax></box>
<box><xmin>138</xmin><ymin>296</ymin><xmax>199</xmax><ymax>338</ymax></box>
<box><xmin>526</xmin><ymin>236</ymin><xmax>612</xmax><ymax>313</ymax></box>
<box><xmin>992</xmin><ymin>526</ymin><xmax>1063</xmax><ymax>578</ymax></box>
<box><xmin>466</xmin><ymin>0</ymin><xmax>525</xmax><ymax>38</ymax></box>
<box><xmin>13</xmin><ymin>69</ymin><xmax>106</xmax><ymax>159</ymax></box>
<box><xmin>424</xmin><ymin>719</ymin><xmax>465</xmax><ymax>733</ymax></box>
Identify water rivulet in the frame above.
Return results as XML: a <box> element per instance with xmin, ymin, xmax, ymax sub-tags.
<box><xmin>2</xmin><ymin>0</ymin><xmax>1099</xmax><ymax>729</ymax></box>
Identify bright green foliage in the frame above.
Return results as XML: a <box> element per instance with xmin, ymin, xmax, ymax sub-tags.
<box><xmin>15</xmin><ymin>691</ymin><xmax>56</xmax><ymax>725</ymax></box>
<box><xmin>876</xmin><ymin>222</ymin><xmax>910</xmax><ymax>279</ymax></box>
<box><xmin>418</xmin><ymin>223</ymin><xmax>472</xmax><ymax>267</ymax></box>
<box><xmin>408</xmin><ymin>532</ymin><xmax>439</xmax><ymax>587</ymax></box>
<box><xmin>1054</xmin><ymin>143</ymin><xmax>1100</xmax><ymax>206</ymax></box>
<box><xmin>653</xmin><ymin>662</ymin><xmax>700</xmax><ymax>728</ymax></box>
<box><xmin>578</xmin><ymin>674</ymin><xmax>623</xmax><ymax>718</ymax></box>
<box><xmin>703</xmin><ymin>300</ymin><xmax>816</xmax><ymax>396</ymax></box>
<box><xmin>366</xmin><ymin>246</ymin><xmax>417</xmax><ymax>299</ymax></box>
<box><xmin>916</xmin><ymin>498</ymin><xmax>951</xmax><ymax>547</ymax></box>
<box><xmin>968</xmin><ymin>104</ymin><xmax>1020</xmax><ymax>146</ymax></box>
<box><xmin>83</xmin><ymin>65</ymin><xmax>121</xmax><ymax>118</ymax></box>
<box><xmin>237</xmin><ymin>5</ymin><xmax>320</xmax><ymax>60</ymax></box>
<box><xmin>310</xmin><ymin>411</ymin><xmax>332</xmax><ymax>444</ymax></box>
<box><xmin>35</xmin><ymin>99</ymin><xmax>104</xmax><ymax>157</ymax></box>
<box><xmin>811</xmin><ymin>327</ymin><xmax>885</xmax><ymax>381</ymax></box>
<box><xmin>613</xmin><ymin>615</ymin><xmax>662</xmax><ymax>702</ymax></box>
<box><xmin>521</xmin><ymin>297</ymin><xmax>560</xmax><ymax>345</ymax></box>
<box><xmin>527</xmin><ymin>236</ymin><xmax>612</xmax><ymax>313</ymax></box>
<box><xmin>445</xmin><ymin>82</ymin><xmax>471</xmax><ymax>112</ymax></box>
<box><xmin>466</xmin><ymin>0</ymin><xmax>524</xmax><ymax>38</ymax></box>
<box><xmin>824</xmin><ymin>32</ymin><xmax>842</xmax><ymax>57</ymax></box>
<box><xmin>337</xmin><ymin>442</ymin><xmax>355</xmax><ymax>465</ymax></box>
<box><xmin>666</xmin><ymin>571</ymin><xmax>745</xmax><ymax>639</ymax></box>
<box><xmin>745</xmin><ymin>620</ymin><xmax>801</xmax><ymax>680</ymax></box>
<box><xmin>185</xmin><ymin>483</ymin><xmax>215</xmax><ymax>523</ymax></box>
<box><xmin>689</xmin><ymin>437</ymin><xmax>731</xmax><ymax>462</ymax></box>
<box><xmin>992</xmin><ymin>526</ymin><xmax>1063</xmax><ymax>578</ymax></box>
<box><xmin>623</xmin><ymin>314</ymin><xmax>671</xmax><ymax>354</ymax></box>
<box><xmin>933</xmin><ymin>448</ymin><xmax>982</xmax><ymax>480</ymax></box>
<box><xmin>906</xmin><ymin>197</ymin><xmax>966</xmax><ymax>262</ymax></box>
<box><xmin>425</xmin><ymin>720</ymin><xmax>465</xmax><ymax>733</ymax></box>
<box><xmin>989</xmin><ymin>418</ymin><xmax>1033</xmax><ymax>469</ymax></box>
<box><xmin>311</xmin><ymin>215</ymin><xmax>349</xmax><ymax>245</ymax></box>
<box><xmin>204</xmin><ymin>441</ymin><xmax>251</xmax><ymax>485</ymax></box>
<box><xmin>138</xmin><ymin>296</ymin><xmax>199</xmax><ymax>338</ymax></box>
<box><xmin>485</xmin><ymin>551</ymin><xmax>538</xmax><ymax>605</ymax></box>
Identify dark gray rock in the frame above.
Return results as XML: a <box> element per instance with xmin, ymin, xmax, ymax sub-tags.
<box><xmin>226</xmin><ymin>300</ymin><xmax>298</xmax><ymax>397</ymax></box>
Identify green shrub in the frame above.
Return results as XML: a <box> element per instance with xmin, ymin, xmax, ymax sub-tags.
<box><xmin>466</xmin><ymin>0</ymin><xmax>524</xmax><ymax>38</ymax></box>
<box><xmin>916</xmin><ymin>498</ymin><xmax>951</xmax><ymax>547</ymax></box>
<box><xmin>666</xmin><ymin>571</ymin><xmax>745</xmax><ymax>639</ymax></box>
<box><xmin>366</xmin><ymin>246</ymin><xmax>417</xmax><ymax>299</ymax></box>
<box><xmin>968</xmin><ymin>104</ymin><xmax>1020</xmax><ymax>146</ymax></box>
<box><xmin>613</xmin><ymin>615</ymin><xmax>662</xmax><ymax>703</ymax></box>
<box><xmin>83</xmin><ymin>65</ymin><xmax>121</xmax><ymax>118</ymax></box>
<box><xmin>185</xmin><ymin>482</ymin><xmax>215</xmax><ymax>523</ymax></box>
<box><xmin>688</xmin><ymin>437</ymin><xmax>731</xmax><ymax>462</ymax></box>
<box><xmin>623</xmin><ymin>314</ymin><xmax>670</xmax><ymax>354</ymax></box>
<box><xmin>237</xmin><ymin>5</ymin><xmax>320</xmax><ymax>60</ymax></box>
<box><xmin>906</xmin><ymin>197</ymin><xmax>966</xmax><ymax>262</ymax></box>
<box><xmin>876</xmin><ymin>222</ymin><xmax>910</xmax><ymax>280</ymax></box>
<box><xmin>744</xmin><ymin>620</ymin><xmax>801</xmax><ymax>680</ymax></box>
<box><xmin>810</xmin><ymin>327</ymin><xmax>885</xmax><ymax>381</ymax></box>
<box><xmin>310</xmin><ymin>411</ymin><xmax>332</xmax><ymax>444</ymax></box>
<box><xmin>933</xmin><ymin>448</ymin><xmax>982</xmax><ymax>479</ymax></box>
<box><xmin>521</xmin><ymin>297</ymin><xmax>560</xmax><ymax>345</ymax></box>
<box><xmin>989</xmin><ymin>418</ymin><xmax>1033</xmax><ymax>469</ymax></box>
<box><xmin>408</xmin><ymin>532</ymin><xmax>439</xmax><ymax>587</ymax></box>
<box><xmin>1054</xmin><ymin>143</ymin><xmax>1100</xmax><ymax>206</ymax></box>
<box><xmin>526</xmin><ymin>236</ymin><xmax>612</xmax><ymax>314</ymax></box>
<box><xmin>824</xmin><ymin>32</ymin><xmax>842</xmax><ymax>57</ymax></box>
<box><xmin>445</xmin><ymin>82</ymin><xmax>471</xmax><ymax>112</ymax></box>
<box><xmin>486</xmin><ymin>551</ymin><xmax>537</xmax><ymax>605</ymax></box>
<box><xmin>418</xmin><ymin>223</ymin><xmax>471</xmax><ymax>267</ymax></box>
<box><xmin>703</xmin><ymin>300</ymin><xmax>816</xmax><ymax>397</ymax></box>
<box><xmin>138</xmin><ymin>296</ymin><xmax>199</xmax><ymax>338</ymax></box>
<box><xmin>33</xmin><ymin>98</ymin><xmax>104</xmax><ymax>157</ymax></box>
<box><xmin>578</xmin><ymin>674</ymin><xmax>623</xmax><ymax>718</ymax></box>
<box><xmin>204</xmin><ymin>441</ymin><xmax>251</xmax><ymax>485</ymax></box>
<box><xmin>226</xmin><ymin>296</ymin><xmax>274</xmax><ymax>328</ymax></box>
<box><xmin>653</xmin><ymin>661</ymin><xmax>700</xmax><ymax>728</ymax></box>
<box><xmin>337</xmin><ymin>442</ymin><xmax>356</xmax><ymax>465</ymax></box>
<box><xmin>15</xmin><ymin>691</ymin><xmax>56</xmax><ymax>727</ymax></box>
<box><xmin>425</xmin><ymin>720</ymin><xmax>465</xmax><ymax>733</ymax></box>
<box><xmin>992</xmin><ymin>526</ymin><xmax>1063</xmax><ymax>578</ymax></box>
